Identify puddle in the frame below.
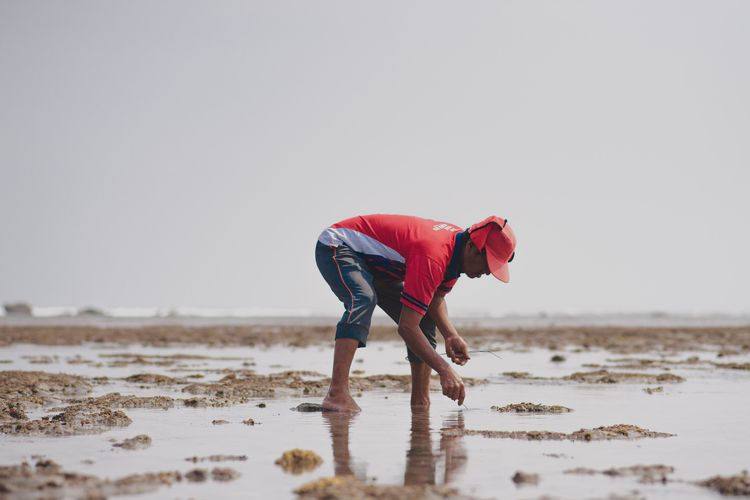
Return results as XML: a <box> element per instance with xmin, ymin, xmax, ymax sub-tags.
<box><xmin>1</xmin><ymin>337</ymin><xmax>750</xmax><ymax>498</ymax></box>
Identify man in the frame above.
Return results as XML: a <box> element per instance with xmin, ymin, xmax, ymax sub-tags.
<box><xmin>315</xmin><ymin>214</ymin><xmax>516</xmax><ymax>412</ymax></box>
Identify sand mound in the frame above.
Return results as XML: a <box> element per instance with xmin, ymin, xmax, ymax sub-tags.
<box><xmin>61</xmin><ymin>392</ymin><xmax>175</xmax><ymax>410</ymax></box>
<box><xmin>565</xmin><ymin>464</ymin><xmax>674</xmax><ymax>484</ymax></box>
<box><xmin>0</xmin><ymin>370</ymin><xmax>92</xmax><ymax>408</ymax></box>
<box><xmin>1</xmin><ymin>404</ymin><xmax>131</xmax><ymax>436</ymax></box>
<box><xmin>125</xmin><ymin>373</ymin><xmax>182</xmax><ymax>385</ymax></box>
<box><xmin>443</xmin><ymin>424</ymin><xmax>674</xmax><ymax>441</ymax></box>
<box><xmin>294</xmin><ymin>476</ymin><xmax>473</xmax><ymax>499</ymax></box>
<box><xmin>0</xmin><ymin>459</ymin><xmax>181</xmax><ymax>498</ymax></box>
<box><xmin>697</xmin><ymin>471</ymin><xmax>750</xmax><ymax>496</ymax></box>
<box><xmin>113</xmin><ymin>434</ymin><xmax>152</xmax><ymax>450</ymax></box>
<box><xmin>492</xmin><ymin>402</ymin><xmax>572</xmax><ymax>413</ymax></box>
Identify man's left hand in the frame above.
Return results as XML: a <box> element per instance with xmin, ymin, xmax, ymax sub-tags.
<box><xmin>445</xmin><ymin>336</ymin><xmax>470</xmax><ymax>366</ymax></box>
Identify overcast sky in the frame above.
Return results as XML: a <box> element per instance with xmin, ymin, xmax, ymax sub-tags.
<box><xmin>1</xmin><ymin>1</ymin><xmax>748</xmax><ymax>316</ymax></box>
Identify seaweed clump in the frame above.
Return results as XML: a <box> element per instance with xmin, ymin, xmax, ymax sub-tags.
<box><xmin>275</xmin><ymin>449</ymin><xmax>323</xmax><ymax>474</ymax></box>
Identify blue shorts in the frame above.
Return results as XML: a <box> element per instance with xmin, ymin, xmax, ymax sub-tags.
<box><xmin>315</xmin><ymin>241</ymin><xmax>437</xmax><ymax>363</ymax></box>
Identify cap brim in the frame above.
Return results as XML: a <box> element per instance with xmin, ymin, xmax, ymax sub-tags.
<box><xmin>487</xmin><ymin>249</ymin><xmax>510</xmax><ymax>283</ymax></box>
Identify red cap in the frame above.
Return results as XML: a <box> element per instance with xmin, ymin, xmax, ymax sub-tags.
<box><xmin>468</xmin><ymin>216</ymin><xmax>517</xmax><ymax>283</ymax></box>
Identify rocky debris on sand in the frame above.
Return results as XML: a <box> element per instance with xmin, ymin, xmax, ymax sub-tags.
<box><xmin>66</xmin><ymin>355</ymin><xmax>101</xmax><ymax>366</ymax></box>
<box><xmin>697</xmin><ymin>471</ymin><xmax>750</xmax><ymax>496</ymax></box>
<box><xmin>563</xmin><ymin>370</ymin><xmax>685</xmax><ymax>384</ymax></box>
<box><xmin>570</xmin><ymin>425</ymin><xmax>675</xmax><ymax>441</ymax></box>
<box><xmin>606</xmin><ymin>490</ymin><xmax>646</xmax><ymax>500</ymax></box>
<box><xmin>1</xmin><ymin>400</ymin><xmax>28</xmax><ymax>424</ymax></box>
<box><xmin>603</xmin><ymin>356</ymin><xmax>706</xmax><ymax>369</ymax></box>
<box><xmin>211</xmin><ymin>467</ymin><xmax>241</xmax><ymax>482</ymax></box>
<box><xmin>169</xmin><ymin>469</ymin><xmax>229</xmax><ymax>485</ymax></box>
<box><xmin>107</xmin><ymin>471</ymin><xmax>182</xmax><ymax>496</ymax></box>
<box><xmin>185</xmin><ymin>468</ymin><xmax>208</xmax><ymax>482</ymax></box>
<box><xmin>492</xmin><ymin>402</ymin><xmax>572</xmax><ymax>413</ymax></box>
<box><xmin>0</xmin><ymin>459</ymin><xmax>182</xmax><ymax>498</ymax></box>
<box><xmin>717</xmin><ymin>349</ymin><xmax>742</xmax><ymax>357</ymax></box>
<box><xmin>293</xmin><ymin>402</ymin><xmax>326</xmax><ymax>412</ymax></box>
<box><xmin>351</xmin><ymin>373</ymin><xmax>485</xmax><ymax>392</ymax></box>
<box><xmin>294</xmin><ymin>476</ymin><xmax>473</xmax><ymax>499</ymax></box>
<box><xmin>179</xmin><ymin>371</ymin><xmax>475</xmax><ymax>406</ymax></box>
<box><xmin>550</xmin><ymin>355</ymin><xmax>566</xmax><ymax>362</ymax></box>
<box><xmin>512</xmin><ymin>471</ymin><xmax>540</xmax><ymax>485</ymax></box>
<box><xmin>212</xmin><ymin>419</ymin><xmax>229</xmax><ymax>425</ymax></box>
<box><xmin>183</xmin><ymin>397</ymin><xmax>211</xmax><ymax>407</ymax></box>
<box><xmin>125</xmin><ymin>373</ymin><xmax>181</xmax><ymax>385</ymax></box>
<box><xmin>107</xmin><ymin>352</ymin><xmax>249</xmax><ymax>361</ymax></box>
<box><xmin>182</xmin><ymin>371</ymin><xmax>328</xmax><ymax>404</ymax></box>
<box><xmin>185</xmin><ymin>455</ymin><xmax>248</xmax><ymax>463</ymax></box>
<box><xmin>113</xmin><ymin>434</ymin><xmax>152</xmax><ymax>450</ymax></box>
<box><xmin>0</xmin><ymin>371</ymin><xmax>92</xmax><ymax>409</ymax></box>
<box><xmin>22</xmin><ymin>355</ymin><xmax>57</xmax><ymax>364</ymax></box>
<box><xmin>349</xmin><ymin>374</ymin><xmax>418</xmax><ymax>391</ymax></box>
<box><xmin>104</xmin><ymin>352</ymin><xmax>247</xmax><ymax>367</ymax></box>
<box><xmin>0</xmin><ymin>460</ymin><xmax>101</xmax><ymax>498</ymax></box>
<box><xmin>105</xmin><ymin>356</ymin><xmax>176</xmax><ymax>368</ymax></box>
<box><xmin>275</xmin><ymin>449</ymin><xmax>323</xmax><ymax>474</ymax></box>
<box><xmin>1</xmin><ymin>404</ymin><xmax>131</xmax><ymax>436</ymax></box>
<box><xmin>502</xmin><ymin>371</ymin><xmax>542</xmax><ymax>380</ymax></box>
<box><xmin>60</xmin><ymin>392</ymin><xmax>175</xmax><ymax>410</ymax></box>
<box><xmin>713</xmin><ymin>362</ymin><xmax>750</xmax><ymax>371</ymax></box>
<box><xmin>565</xmin><ymin>464</ymin><xmax>674</xmax><ymax>484</ymax></box>
<box><xmin>500</xmin><ymin>370</ymin><xmax>685</xmax><ymax>384</ymax></box>
<box><xmin>442</xmin><ymin>424</ymin><xmax>674</xmax><ymax>441</ymax></box>
<box><xmin>643</xmin><ymin>386</ymin><xmax>664</xmax><ymax>394</ymax></box>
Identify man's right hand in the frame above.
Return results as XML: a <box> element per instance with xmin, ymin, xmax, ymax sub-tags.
<box><xmin>438</xmin><ymin>366</ymin><xmax>465</xmax><ymax>406</ymax></box>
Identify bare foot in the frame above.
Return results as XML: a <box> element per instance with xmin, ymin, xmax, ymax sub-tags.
<box><xmin>322</xmin><ymin>393</ymin><xmax>361</xmax><ymax>413</ymax></box>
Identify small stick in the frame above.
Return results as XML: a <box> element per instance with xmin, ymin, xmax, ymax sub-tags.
<box><xmin>439</xmin><ymin>349</ymin><xmax>503</xmax><ymax>360</ymax></box>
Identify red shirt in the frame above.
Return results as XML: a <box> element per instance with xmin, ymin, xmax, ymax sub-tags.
<box><xmin>318</xmin><ymin>214</ymin><xmax>464</xmax><ymax>315</ymax></box>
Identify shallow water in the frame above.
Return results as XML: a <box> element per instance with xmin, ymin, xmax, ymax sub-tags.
<box><xmin>2</xmin><ymin>341</ymin><xmax>749</xmax><ymax>499</ymax></box>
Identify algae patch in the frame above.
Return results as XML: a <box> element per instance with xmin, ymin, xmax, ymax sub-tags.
<box><xmin>275</xmin><ymin>449</ymin><xmax>323</xmax><ymax>474</ymax></box>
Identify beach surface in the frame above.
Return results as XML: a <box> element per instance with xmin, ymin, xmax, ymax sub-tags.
<box><xmin>1</xmin><ymin>319</ymin><xmax>749</xmax><ymax>498</ymax></box>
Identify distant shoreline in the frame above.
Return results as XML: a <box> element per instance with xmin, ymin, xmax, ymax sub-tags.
<box><xmin>1</xmin><ymin>312</ymin><xmax>750</xmax><ymax>330</ymax></box>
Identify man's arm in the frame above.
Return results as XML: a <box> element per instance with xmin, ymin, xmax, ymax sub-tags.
<box><xmin>427</xmin><ymin>294</ymin><xmax>470</xmax><ymax>366</ymax></box>
<box><xmin>398</xmin><ymin>306</ymin><xmax>465</xmax><ymax>405</ymax></box>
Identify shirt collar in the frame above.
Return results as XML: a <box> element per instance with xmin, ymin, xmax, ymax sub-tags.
<box><xmin>445</xmin><ymin>230</ymin><xmax>467</xmax><ymax>281</ymax></box>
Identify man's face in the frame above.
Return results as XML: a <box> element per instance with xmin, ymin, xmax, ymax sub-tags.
<box><xmin>463</xmin><ymin>241</ymin><xmax>490</xmax><ymax>279</ymax></box>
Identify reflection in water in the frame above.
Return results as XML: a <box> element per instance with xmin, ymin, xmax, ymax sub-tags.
<box><xmin>439</xmin><ymin>411</ymin><xmax>468</xmax><ymax>484</ymax></box>
<box><xmin>404</xmin><ymin>409</ymin><xmax>436</xmax><ymax>485</ymax></box>
<box><xmin>323</xmin><ymin>409</ymin><xmax>467</xmax><ymax>486</ymax></box>
<box><xmin>322</xmin><ymin>412</ymin><xmax>367</xmax><ymax>480</ymax></box>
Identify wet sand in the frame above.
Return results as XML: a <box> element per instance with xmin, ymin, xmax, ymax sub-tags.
<box><xmin>1</xmin><ymin>322</ymin><xmax>750</xmax><ymax>498</ymax></box>
<box><xmin>2</xmin><ymin>323</ymin><xmax>750</xmax><ymax>353</ymax></box>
